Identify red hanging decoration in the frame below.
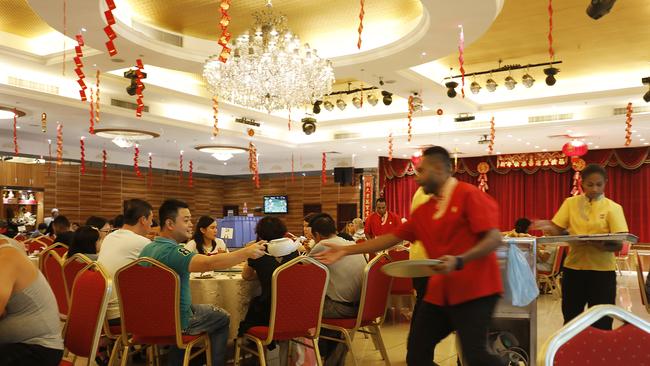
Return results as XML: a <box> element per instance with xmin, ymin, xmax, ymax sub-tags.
<box><xmin>357</xmin><ymin>0</ymin><xmax>365</xmax><ymax>49</ymax></box>
<box><xmin>291</xmin><ymin>153</ymin><xmax>295</xmax><ymax>183</ymax></box>
<box><xmin>217</xmin><ymin>0</ymin><xmax>232</xmax><ymax>63</ymax></box>
<box><xmin>287</xmin><ymin>108</ymin><xmax>291</xmax><ymax>131</ymax></box>
<box><xmin>248</xmin><ymin>143</ymin><xmax>260</xmax><ymax>188</ymax></box>
<box><xmin>102</xmin><ymin>149</ymin><xmax>107</xmax><ymax>182</ymax></box>
<box><xmin>571</xmin><ymin>158</ymin><xmax>586</xmax><ymax>196</ymax></box>
<box><xmin>477</xmin><ymin>162</ymin><xmax>489</xmax><ymax>192</ymax></box>
<box><xmin>407</xmin><ymin>96</ymin><xmax>414</xmax><ymax>142</ymax></box>
<box><xmin>95</xmin><ymin>70</ymin><xmax>101</xmax><ymax>125</ymax></box>
<box><xmin>179</xmin><ymin>150</ymin><xmax>184</xmax><ymax>182</ymax></box>
<box><xmin>104</xmin><ymin>0</ymin><xmax>118</xmax><ymax>56</ymax></box>
<box><xmin>135</xmin><ymin>59</ymin><xmax>145</xmax><ymax>117</ymax></box>
<box><xmin>79</xmin><ymin>137</ymin><xmax>86</xmax><ymax>175</ymax></box>
<box><xmin>74</xmin><ymin>34</ymin><xmax>87</xmax><ymax>101</ymax></box>
<box><xmin>488</xmin><ymin>116</ymin><xmax>495</xmax><ymax>155</ymax></box>
<box><xmin>12</xmin><ymin>110</ymin><xmax>18</xmax><ymax>156</ymax></box>
<box><xmin>388</xmin><ymin>132</ymin><xmax>393</xmax><ymax>161</ymax></box>
<box><xmin>47</xmin><ymin>139</ymin><xmax>52</xmax><ymax>176</ymax></box>
<box><xmin>548</xmin><ymin>0</ymin><xmax>554</xmax><ymax>61</ymax></box>
<box><xmin>56</xmin><ymin>123</ymin><xmax>63</xmax><ymax>165</ymax></box>
<box><xmin>562</xmin><ymin>140</ymin><xmax>588</xmax><ymax>161</ymax></box>
<box><xmin>625</xmin><ymin>102</ymin><xmax>633</xmax><ymax>146</ymax></box>
<box><xmin>458</xmin><ymin>25</ymin><xmax>465</xmax><ymax>98</ymax></box>
<box><xmin>188</xmin><ymin>161</ymin><xmax>194</xmax><ymax>188</ymax></box>
<box><xmin>212</xmin><ymin>96</ymin><xmax>219</xmax><ymax>137</ymax></box>
<box><xmin>133</xmin><ymin>145</ymin><xmax>142</xmax><ymax>177</ymax></box>
<box><xmin>88</xmin><ymin>87</ymin><xmax>95</xmax><ymax>134</ymax></box>
<box><xmin>148</xmin><ymin>153</ymin><xmax>153</xmax><ymax>187</ymax></box>
<box><xmin>321</xmin><ymin>152</ymin><xmax>327</xmax><ymax>184</ymax></box>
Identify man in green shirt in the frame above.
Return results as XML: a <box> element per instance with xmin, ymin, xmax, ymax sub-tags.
<box><xmin>139</xmin><ymin>199</ymin><xmax>265</xmax><ymax>366</ymax></box>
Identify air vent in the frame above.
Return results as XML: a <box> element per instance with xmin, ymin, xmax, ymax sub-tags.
<box><xmin>234</xmin><ymin>117</ymin><xmax>260</xmax><ymax>127</ymax></box>
<box><xmin>131</xmin><ymin>19</ymin><xmax>183</xmax><ymax>47</ymax></box>
<box><xmin>8</xmin><ymin>76</ymin><xmax>59</xmax><ymax>95</ymax></box>
<box><xmin>613</xmin><ymin>106</ymin><xmax>650</xmax><ymax>115</ymax></box>
<box><xmin>111</xmin><ymin>98</ymin><xmax>150</xmax><ymax>112</ymax></box>
<box><xmin>455</xmin><ymin>120</ymin><xmax>490</xmax><ymax>129</ymax></box>
<box><xmin>454</xmin><ymin>113</ymin><xmax>475</xmax><ymax>122</ymax></box>
<box><xmin>528</xmin><ymin>113</ymin><xmax>573</xmax><ymax>123</ymax></box>
<box><xmin>334</xmin><ymin>132</ymin><xmax>360</xmax><ymax>140</ymax></box>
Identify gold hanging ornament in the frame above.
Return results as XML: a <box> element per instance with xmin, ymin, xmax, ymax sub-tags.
<box><xmin>41</xmin><ymin>113</ymin><xmax>47</xmax><ymax>133</ymax></box>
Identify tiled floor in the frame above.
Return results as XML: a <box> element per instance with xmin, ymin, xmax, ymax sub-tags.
<box><xmin>347</xmin><ymin>272</ymin><xmax>649</xmax><ymax>365</ymax></box>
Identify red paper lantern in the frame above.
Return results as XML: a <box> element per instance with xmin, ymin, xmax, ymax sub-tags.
<box><xmin>562</xmin><ymin>140</ymin><xmax>588</xmax><ymax>158</ymax></box>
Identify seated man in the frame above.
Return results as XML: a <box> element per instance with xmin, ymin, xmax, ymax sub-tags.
<box><xmin>51</xmin><ymin>215</ymin><xmax>74</xmax><ymax>246</ymax></box>
<box><xmin>308</xmin><ymin>213</ymin><xmax>366</xmax><ymax>366</ymax></box>
<box><xmin>0</xmin><ymin>235</ymin><xmax>63</xmax><ymax>366</ymax></box>
<box><xmin>139</xmin><ymin>199</ymin><xmax>265</xmax><ymax>366</ymax></box>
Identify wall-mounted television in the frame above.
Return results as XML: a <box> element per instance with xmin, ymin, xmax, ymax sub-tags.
<box><xmin>263</xmin><ymin>195</ymin><xmax>288</xmax><ymax>214</ymax></box>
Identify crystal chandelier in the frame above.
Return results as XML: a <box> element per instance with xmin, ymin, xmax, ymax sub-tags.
<box><xmin>202</xmin><ymin>1</ymin><xmax>335</xmax><ymax>113</ymax></box>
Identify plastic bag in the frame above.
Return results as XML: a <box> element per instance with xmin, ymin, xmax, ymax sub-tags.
<box><xmin>505</xmin><ymin>242</ymin><xmax>539</xmax><ymax>306</ymax></box>
<box><xmin>288</xmin><ymin>337</ymin><xmax>318</xmax><ymax>366</ymax></box>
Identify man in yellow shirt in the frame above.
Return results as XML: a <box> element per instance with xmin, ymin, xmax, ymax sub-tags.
<box><xmin>535</xmin><ymin>164</ymin><xmax>628</xmax><ymax>330</ymax></box>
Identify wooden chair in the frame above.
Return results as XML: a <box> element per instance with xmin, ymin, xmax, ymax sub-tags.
<box><xmin>234</xmin><ymin>256</ymin><xmax>329</xmax><ymax>366</ymax></box>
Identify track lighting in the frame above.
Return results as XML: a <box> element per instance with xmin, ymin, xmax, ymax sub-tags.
<box><xmin>470</xmin><ymin>81</ymin><xmax>481</xmax><ymax>94</ymax></box>
<box><xmin>445</xmin><ymin>81</ymin><xmax>458</xmax><ymax>98</ymax></box>
<box><xmin>336</xmin><ymin>99</ymin><xmax>347</xmax><ymax>110</ymax></box>
<box><xmin>367</xmin><ymin>94</ymin><xmax>378</xmax><ymax>106</ymax></box>
<box><xmin>485</xmin><ymin>78</ymin><xmax>498</xmax><ymax>92</ymax></box>
<box><xmin>544</xmin><ymin>67</ymin><xmax>559</xmax><ymax>86</ymax></box>
<box><xmin>352</xmin><ymin>97</ymin><xmax>362</xmax><ymax>109</ymax></box>
<box><xmin>323</xmin><ymin>100</ymin><xmax>334</xmax><ymax>111</ymax></box>
<box><xmin>522</xmin><ymin>73</ymin><xmax>535</xmax><ymax>88</ymax></box>
<box><xmin>312</xmin><ymin>100</ymin><xmax>322</xmax><ymax>114</ymax></box>
<box><xmin>381</xmin><ymin>91</ymin><xmax>393</xmax><ymax>105</ymax></box>
<box><xmin>301</xmin><ymin>117</ymin><xmax>317</xmax><ymax>135</ymax></box>
<box><xmin>504</xmin><ymin>75</ymin><xmax>517</xmax><ymax>90</ymax></box>
<box><xmin>411</xmin><ymin>94</ymin><xmax>423</xmax><ymax>111</ymax></box>
<box><xmin>643</xmin><ymin>77</ymin><xmax>650</xmax><ymax>103</ymax></box>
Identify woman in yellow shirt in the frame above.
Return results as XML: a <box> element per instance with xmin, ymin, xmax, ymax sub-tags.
<box><xmin>535</xmin><ymin>164</ymin><xmax>628</xmax><ymax>330</ymax></box>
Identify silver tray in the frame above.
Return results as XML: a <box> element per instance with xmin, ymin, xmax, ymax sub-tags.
<box><xmin>537</xmin><ymin>233</ymin><xmax>638</xmax><ymax>244</ymax></box>
<box><xmin>381</xmin><ymin>259</ymin><xmax>442</xmax><ymax>278</ymax></box>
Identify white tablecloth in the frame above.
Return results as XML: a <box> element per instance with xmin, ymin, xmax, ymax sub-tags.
<box><xmin>190</xmin><ymin>272</ymin><xmax>261</xmax><ymax>340</ymax></box>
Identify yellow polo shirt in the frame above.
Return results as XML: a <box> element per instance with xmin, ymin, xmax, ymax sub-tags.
<box><xmin>409</xmin><ymin>187</ymin><xmax>431</xmax><ymax>260</ymax></box>
<box><xmin>552</xmin><ymin>194</ymin><xmax>628</xmax><ymax>271</ymax></box>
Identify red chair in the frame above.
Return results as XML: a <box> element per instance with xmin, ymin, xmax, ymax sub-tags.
<box><xmin>539</xmin><ymin>305</ymin><xmax>650</xmax><ymax>365</ymax></box>
<box><xmin>59</xmin><ymin>262</ymin><xmax>111</xmax><ymax>366</ymax></box>
<box><xmin>13</xmin><ymin>233</ymin><xmax>28</xmax><ymax>242</ymax></box>
<box><xmin>41</xmin><ymin>249</ymin><xmax>68</xmax><ymax>320</ymax></box>
<box><xmin>35</xmin><ymin>235</ymin><xmax>55</xmax><ymax>247</ymax></box>
<box><xmin>38</xmin><ymin>243</ymin><xmax>69</xmax><ymax>272</ymax></box>
<box><xmin>111</xmin><ymin>258</ymin><xmax>211</xmax><ymax>366</ymax></box>
<box><xmin>25</xmin><ymin>239</ymin><xmax>48</xmax><ymax>255</ymax></box>
<box><xmin>320</xmin><ymin>254</ymin><xmax>393</xmax><ymax>366</ymax></box>
<box><xmin>635</xmin><ymin>251</ymin><xmax>650</xmax><ymax>314</ymax></box>
<box><xmin>63</xmin><ymin>254</ymin><xmax>94</xmax><ymax>302</ymax></box>
<box><xmin>386</xmin><ymin>250</ymin><xmax>415</xmax><ymax>323</ymax></box>
<box><xmin>234</xmin><ymin>256</ymin><xmax>329</xmax><ymax>366</ymax></box>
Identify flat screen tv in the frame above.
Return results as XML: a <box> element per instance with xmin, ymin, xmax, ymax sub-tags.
<box><xmin>263</xmin><ymin>195</ymin><xmax>288</xmax><ymax>214</ymax></box>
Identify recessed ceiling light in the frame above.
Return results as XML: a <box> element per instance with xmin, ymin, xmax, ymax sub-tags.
<box><xmin>421</xmin><ymin>52</ymin><xmax>427</xmax><ymax>56</ymax></box>
<box><xmin>636</xmin><ymin>135</ymin><xmax>642</xmax><ymax>137</ymax></box>
<box><xmin>588</xmin><ymin>142</ymin><xmax>593</xmax><ymax>145</ymax></box>
<box><xmin>464</xmin><ymin>142</ymin><xmax>470</xmax><ymax>145</ymax></box>
<box><xmin>632</xmin><ymin>130</ymin><xmax>637</xmax><ymax>133</ymax></box>
<box><xmin>402</xmin><ymin>154</ymin><xmax>407</xmax><ymax>157</ymax></box>
<box><xmin>485</xmin><ymin>148</ymin><xmax>490</xmax><ymax>152</ymax></box>
<box><xmin>376</xmin><ymin>148</ymin><xmax>381</xmax><ymax>152</ymax></box>
<box><xmin>16</xmin><ymin>126</ymin><xmax>21</xmax><ymax>129</ymax></box>
<box><xmin>517</xmin><ymin>138</ymin><xmax>522</xmax><ymax>142</ymax></box>
<box><xmin>542</xmin><ymin>148</ymin><xmax>548</xmax><ymax>151</ymax></box>
<box><xmin>81</xmin><ymin>27</ymin><xmax>87</xmax><ymax>32</ymax></box>
<box><xmin>223</xmin><ymin>162</ymin><xmax>227</xmax><ymax>165</ymax></box>
<box><xmin>362</xmin><ymin>146</ymin><xmax>367</xmax><ymax>149</ymax></box>
<box><xmin>496</xmin><ymin>151</ymin><xmax>501</xmax><ymax>155</ymax></box>
<box><xmin>534</xmin><ymin>145</ymin><xmax>540</xmax><ymax>148</ymax></box>
<box><xmin>595</xmin><ymin>145</ymin><xmax>600</xmax><ymax>148</ymax></box>
<box><xmin>453</xmin><ymin>138</ymin><xmax>459</xmax><ymax>142</ymax></box>
<box><xmin>526</xmin><ymin>142</ymin><xmax>531</xmax><ymax>145</ymax></box>
<box><xmin>566</xmin><ymin>130</ymin><xmax>573</xmax><ymax>133</ymax></box>
<box><xmin>645</xmin><ymin>142</ymin><xmax>649</xmax><ymax>145</ymax></box>
<box><xmin>507</xmin><ymin>135</ymin><xmax>513</xmax><ymax>138</ymax></box>
<box><xmin>641</xmin><ymin>138</ymin><xmax>646</xmax><ymax>141</ymax></box>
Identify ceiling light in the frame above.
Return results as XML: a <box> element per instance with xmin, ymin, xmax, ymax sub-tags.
<box><xmin>0</xmin><ymin>107</ymin><xmax>26</xmax><ymax>120</ymax></box>
<box><xmin>421</xmin><ymin>52</ymin><xmax>427</xmax><ymax>56</ymax></box>
<box><xmin>641</xmin><ymin>138</ymin><xmax>646</xmax><ymax>141</ymax></box>
<box><xmin>367</xmin><ymin>94</ymin><xmax>378</xmax><ymax>106</ymax></box>
<box><xmin>485</xmin><ymin>78</ymin><xmax>498</xmax><ymax>92</ymax></box>
<box><xmin>587</xmin><ymin>0</ymin><xmax>617</xmax><ymax>20</ymax></box>
<box><xmin>504</xmin><ymin>75</ymin><xmax>517</xmax><ymax>90</ymax></box>
<box><xmin>544</xmin><ymin>67</ymin><xmax>559</xmax><ymax>86</ymax></box>
<box><xmin>323</xmin><ymin>100</ymin><xmax>334</xmax><ymax>111</ymax></box>
<box><xmin>212</xmin><ymin>152</ymin><xmax>234</xmax><ymax>161</ymax></box>
<box><xmin>595</xmin><ymin>145</ymin><xmax>600</xmax><ymax>148</ymax></box>
<box><xmin>522</xmin><ymin>73</ymin><xmax>535</xmax><ymax>88</ymax></box>
<box><xmin>352</xmin><ymin>97</ymin><xmax>362</xmax><ymax>109</ymax></box>
<box><xmin>194</xmin><ymin>145</ymin><xmax>247</xmax><ymax>161</ymax></box>
<box><xmin>411</xmin><ymin>94</ymin><xmax>423</xmax><ymax>111</ymax></box>
<box><xmin>95</xmin><ymin>128</ymin><xmax>160</xmax><ymax>148</ymax></box>
<box><xmin>445</xmin><ymin>81</ymin><xmax>458</xmax><ymax>98</ymax></box>
<box><xmin>535</xmin><ymin>145</ymin><xmax>540</xmax><ymax>148</ymax></box>
<box><xmin>381</xmin><ymin>91</ymin><xmax>393</xmax><ymax>105</ymax></box>
<box><xmin>336</xmin><ymin>99</ymin><xmax>347</xmax><ymax>110</ymax></box>
<box><xmin>470</xmin><ymin>81</ymin><xmax>481</xmax><ymax>94</ymax></box>
<box><xmin>644</xmin><ymin>89</ymin><xmax>650</xmax><ymax>103</ymax></box>
<box><xmin>312</xmin><ymin>100</ymin><xmax>322</xmax><ymax>114</ymax></box>
<box><xmin>507</xmin><ymin>134</ymin><xmax>513</xmax><ymax>138</ymax></box>
<box><xmin>301</xmin><ymin>117</ymin><xmax>317</xmax><ymax>135</ymax></box>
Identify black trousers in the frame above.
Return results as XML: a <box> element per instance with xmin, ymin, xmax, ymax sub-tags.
<box><xmin>561</xmin><ymin>268</ymin><xmax>616</xmax><ymax>330</ymax></box>
<box><xmin>0</xmin><ymin>343</ymin><xmax>63</xmax><ymax>366</ymax></box>
<box><xmin>411</xmin><ymin>276</ymin><xmax>429</xmax><ymax>322</ymax></box>
<box><xmin>406</xmin><ymin>294</ymin><xmax>502</xmax><ymax>366</ymax></box>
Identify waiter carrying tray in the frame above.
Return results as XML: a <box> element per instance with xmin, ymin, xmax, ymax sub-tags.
<box><xmin>315</xmin><ymin>146</ymin><xmax>505</xmax><ymax>366</ymax></box>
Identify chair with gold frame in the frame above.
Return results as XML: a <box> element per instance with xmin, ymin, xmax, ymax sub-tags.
<box><xmin>635</xmin><ymin>251</ymin><xmax>650</xmax><ymax>314</ymax></box>
<box><xmin>234</xmin><ymin>256</ymin><xmax>330</xmax><ymax>366</ymax></box>
<box><xmin>63</xmin><ymin>253</ymin><xmax>94</xmax><ymax>302</ymax></box>
<box><xmin>41</xmin><ymin>249</ymin><xmax>69</xmax><ymax>320</ymax></box>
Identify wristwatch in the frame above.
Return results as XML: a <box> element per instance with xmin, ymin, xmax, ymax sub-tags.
<box><xmin>455</xmin><ymin>256</ymin><xmax>464</xmax><ymax>271</ymax></box>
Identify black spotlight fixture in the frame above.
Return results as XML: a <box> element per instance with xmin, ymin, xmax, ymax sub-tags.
<box><xmin>445</xmin><ymin>81</ymin><xmax>458</xmax><ymax>98</ymax></box>
<box><xmin>381</xmin><ymin>91</ymin><xmax>393</xmax><ymax>105</ymax></box>
<box><xmin>543</xmin><ymin>67</ymin><xmax>559</xmax><ymax>86</ymax></box>
<box><xmin>312</xmin><ymin>100</ymin><xmax>322</xmax><ymax>114</ymax></box>
<box><xmin>643</xmin><ymin>77</ymin><xmax>650</xmax><ymax>103</ymax></box>
<box><xmin>586</xmin><ymin>0</ymin><xmax>617</xmax><ymax>20</ymax></box>
<box><xmin>301</xmin><ymin>117</ymin><xmax>317</xmax><ymax>135</ymax></box>
<box><xmin>123</xmin><ymin>68</ymin><xmax>147</xmax><ymax>96</ymax></box>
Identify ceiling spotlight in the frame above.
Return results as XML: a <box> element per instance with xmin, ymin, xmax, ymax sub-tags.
<box><xmin>411</xmin><ymin>93</ymin><xmax>423</xmax><ymax>111</ymax></box>
<box><xmin>544</xmin><ymin>67</ymin><xmax>559</xmax><ymax>86</ymax></box>
<box><xmin>301</xmin><ymin>117</ymin><xmax>317</xmax><ymax>135</ymax></box>
<box><xmin>352</xmin><ymin>97</ymin><xmax>362</xmax><ymax>109</ymax></box>
<box><xmin>445</xmin><ymin>81</ymin><xmax>458</xmax><ymax>98</ymax></box>
<box><xmin>323</xmin><ymin>100</ymin><xmax>334</xmax><ymax>111</ymax></box>
<box><xmin>336</xmin><ymin>99</ymin><xmax>347</xmax><ymax>111</ymax></box>
<box><xmin>522</xmin><ymin>73</ymin><xmax>535</xmax><ymax>88</ymax></box>
<box><xmin>504</xmin><ymin>75</ymin><xmax>517</xmax><ymax>90</ymax></box>
<box><xmin>644</xmin><ymin>89</ymin><xmax>650</xmax><ymax>103</ymax></box>
<box><xmin>381</xmin><ymin>91</ymin><xmax>393</xmax><ymax>105</ymax></box>
<box><xmin>124</xmin><ymin>68</ymin><xmax>147</xmax><ymax>96</ymax></box>
<box><xmin>485</xmin><ymin>78</ymin><xmax>498</xmax><ymax>92</ymax></box>
<box><xmin>312</xmin><ymin>100</ymin><xmax>322</xmax><ymax>114</ymax></box>
<box><xmin>587</xmin><ymin>0</ymin><xmax>617</xmax><ymax>20</ymax></box>
<box><xmin>470</xmin><ymin>81</ymin><xmax>481</xmax><ymax>94</ymax></box>
<box><xmin>367</xmin><ymin>93</ymin><xmax>378</xmax><ymax>106</ymax></box>
<box><xmin>642</xmin><ymin>77</ymin><xmax>650</xmax><ymax>103</ymax></box>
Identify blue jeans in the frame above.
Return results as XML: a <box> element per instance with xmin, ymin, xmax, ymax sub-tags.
<box><xmin>168</xmin><ymin>304</ymin><xmax>230</xmax><ymax>366</ymax></box>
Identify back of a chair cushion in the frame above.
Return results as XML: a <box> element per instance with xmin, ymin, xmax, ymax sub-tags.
<box><xmin>361</xmin><ymin>256</ymin><xmax>392</xmax><ymax>323</ymax></box>
<box><xmin>273</xmin><ymin>261</ymin><xmax>327</xmax><ymax>336</ymax></box>
<box><xmin>42</xmin><ymin>252</ymin><xmax>68</xmax><ymax>316</ymax></box>
<box><xmin>553</xmin><ymin>324</ymin><xmax>650</xmax><ymax>365</ymax></box>
<box><xmin>65</xmin><ymin>267</ymin><xmax>107</xmax><ymax>357</ymax></box>
<box><xmin>116</xmin><ymin>261</ymin><xmax>178</xmax><ymax>337</ymax></box>
<box><xmin>64</xmin><ymin>257</ymin><xmax>90</xmax><ymax>299</ymax></box>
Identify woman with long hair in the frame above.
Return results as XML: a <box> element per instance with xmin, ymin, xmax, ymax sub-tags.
<box><xmin>185</xmin><ymin>216</ymin><xmax>228</xmax><ymax>254</ymax></box>
<box><xmin>68</xmin><ymin>226</ymin><xmax>100</xmax><ymax>260</ymax></box>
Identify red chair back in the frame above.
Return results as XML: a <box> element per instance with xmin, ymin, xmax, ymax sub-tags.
<box><xmin>41</xmin><ymin>250</ymin><xmax>68</xmax><ymax>317</ymax></box>
<box><xmin>63</xmin><ymin>263</ymin><xmax>111</xmax><ymax>359</ymax></box>
<box><xmin>63</xmin><ymin>254</ymin><xmax>94</xmax><ymax>302</ymax></box>
<box><xmin>25</xmin><ymin>240</ymin><xmax>47</xmax><ymax>255</ymax></box>
<box><xmin>358</xmin><ymin>254</ymin><xmax>393</xmax><ymax>325</ymax></box>
<box><xmin>50</xmin><ymin>243</ymin><xmax>69</xmax><ymax>257</ymax></box>
<box><xmin>13</xmin><ymin>233</ymin><xmax>28</xmax><ymax>242</ymax></box>
<box><xmin>616</xmin><ymin>242</ymin><xmax>631</xmax><ymax>257</ymax></box>
<box><xmin>266</xmin><ymin>257</ymin><xmax>329</xmax><ymax>342</ymax></box>
<box><xmin>36</xmin><ymin>235</ymin><xmax>55</xmax><ymax>247</ymax></box>
<box><xmin>114</xmin><ymin>258</ymin><xmax>181</xmax><ymax>342</ymax></box>
<box><xmin>553</xmin><ymin>325</ymin><xmax>650</xmax><ymax>365</ymax></box>
<box><xmin>387</xmin><ymin>250</ymin><xmax>413</xmax><ymax>295</ymax></box>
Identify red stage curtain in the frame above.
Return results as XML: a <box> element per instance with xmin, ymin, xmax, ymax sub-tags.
<box><xmin>380</xmin><ymin>147</ymin><xmax>650</xmax><ymax>241</ymax></box>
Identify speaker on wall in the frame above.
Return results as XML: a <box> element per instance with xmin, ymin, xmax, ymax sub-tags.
<box><xmin>334</xmin><ymin>167</ymin><xmax>354</xmax><ymax>186</ymax></box>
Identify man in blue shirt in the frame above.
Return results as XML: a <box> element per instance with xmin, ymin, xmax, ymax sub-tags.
<box><xmin>139</xmin><ymin>199</ymin><xmax>265</xmax><ymax>366</ymax></box>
